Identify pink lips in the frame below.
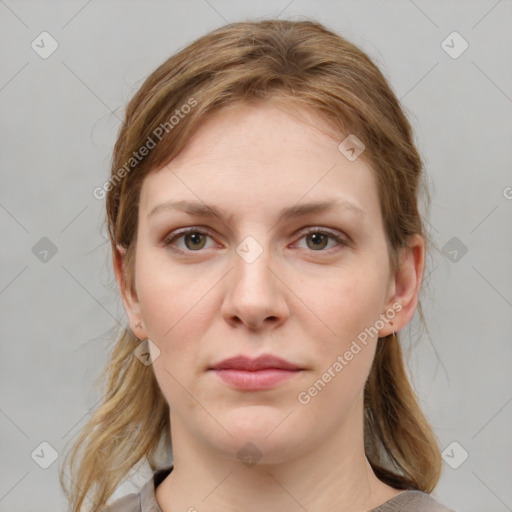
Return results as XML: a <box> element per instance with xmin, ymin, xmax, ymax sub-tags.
<box><xmin>208</xmin><ymin>354</ymin><xmax>303</xmax><ymax>390</ymax></box>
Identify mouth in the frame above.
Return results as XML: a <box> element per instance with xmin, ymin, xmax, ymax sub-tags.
<box><xmin>208</xmin><ymin>354</ymin><xmax>304</xmax><ymax>391</ymax></box>
<box><xmin>209</xmin><ymin>368</ymin><xmax>302</xmax><ymax>390</ymax></box>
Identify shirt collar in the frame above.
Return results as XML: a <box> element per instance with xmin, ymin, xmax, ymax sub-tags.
<box><xmin>140</xmin><ymin>466</ymin><xmax>173</xmax><ymax>512</ymax></box>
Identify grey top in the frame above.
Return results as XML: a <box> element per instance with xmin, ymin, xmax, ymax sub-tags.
<box><xmin>105</xmin><ymin>466</ymin><xmax>456</xmax><ymax>512</ymax></box>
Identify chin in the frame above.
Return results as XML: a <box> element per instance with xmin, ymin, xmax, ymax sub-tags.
<box><xmin>225</xmin><ymin>403</ymin><xmax>290</xmax><ymax>432</ymax></box>
<box><xmin>207</xmin><ymin>407</ymin><xmax>304</xmax><ymax>464</ymax></box>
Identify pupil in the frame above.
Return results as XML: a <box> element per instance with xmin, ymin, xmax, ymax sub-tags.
<box><xmin>309</xmin><ymin>233</ymin><xmax>326</xmax><ymax>249</ymax></box>
<box><xmin>187</xmin><ymin>233</ymin><xmax>204</xmax><ymax>249</ymax></box>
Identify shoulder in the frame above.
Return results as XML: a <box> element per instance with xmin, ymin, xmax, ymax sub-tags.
<box><xmin>104</xmin><ymin>492</ymin><xmax>141</xmax><ymax>512</ymax></box>
<box><xmin>103</xmin><ymin>466</ymin><xmax>172</xmax><ymax>512</ymax></box>
<box><xmin>371</xmin><ymin>489</ymin><xmax>456</xmax><ymax>511</ymax></box>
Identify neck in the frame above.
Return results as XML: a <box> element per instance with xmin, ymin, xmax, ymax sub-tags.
<box><xmin>156</xmin><ymin>401</ymin><xmax>400</xmax><ymax>512</ymax></box>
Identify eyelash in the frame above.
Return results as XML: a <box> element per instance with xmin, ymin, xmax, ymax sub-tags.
<box><xmin>162</xmin><ymin>227</ymin><xmax>349</xmax><ymax>254</ymax></box>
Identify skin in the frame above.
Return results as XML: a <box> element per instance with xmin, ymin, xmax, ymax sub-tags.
<box><xmin>114</xmin><ymin>100</ymin><xmax>425</xmax><ymax>512</ymax></box>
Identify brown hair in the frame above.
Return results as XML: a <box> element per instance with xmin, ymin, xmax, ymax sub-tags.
<box><xmin>60</xmin><ymin>18</ymin><xmax>442</xmax><ymax>511</ymax></box>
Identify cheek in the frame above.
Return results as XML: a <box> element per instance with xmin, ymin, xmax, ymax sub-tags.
<box><xmin>134</xmin><ymin>258</ymin><xmax>211</xmax><ymax>401</ymax></box>
<box><xmin>135</xmin><ymin>251</ymin><xmax>213</xmax><ymax>340</ymax></box>
<box><xmin>295</xmin><ymin>274</ymin><xmax>383</xmax><ymax>413</ymax></box>
<box><xmin>301</xmin><ymin>267</ymin><xmax>386</xmax><ymax>345</ymax></box>
<box><xmin>137</xmin><ymin>267</ymin><xmax>205</xmax><ymax>409</ymax></box>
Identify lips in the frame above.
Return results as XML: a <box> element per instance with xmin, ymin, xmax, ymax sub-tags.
<box><xmin>208</xmin><ymin>354</ymin><xmax>303</xmax><ymax>391</ymax></box>
<box><xmin>208</xmin><ymin>354</ymin><xmax>302</xmax><ymax>371</ymax></box>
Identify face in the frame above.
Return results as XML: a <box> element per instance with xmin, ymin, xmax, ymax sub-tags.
<box><xmin>116</xmin><ymin>101</ymin><xmax>422</xmax><ymax>464</ymax></box>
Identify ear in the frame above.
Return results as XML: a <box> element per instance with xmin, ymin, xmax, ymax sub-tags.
<box><xmin>378</xmin><ymin>234</ymin><xmax>425</xmax><ymax>337</ymax></box>
<box><xmin>113</xmin><ymin>244</ymin><xmax>148</xmax><ymax>340</ymax></box>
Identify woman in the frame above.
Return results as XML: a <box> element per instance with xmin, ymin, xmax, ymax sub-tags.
<box><xmin>61</xmin><ymin>19</ymin><xmax>455</xmax><ymax>512</ymax></box>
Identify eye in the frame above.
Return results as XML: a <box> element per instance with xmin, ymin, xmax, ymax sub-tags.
<box><xmin>295</xmin><ymin>228</ymin><xmax>349</xmax><ymax>252</ymax></box>
<box><xmin>163</xmin><ymin>228</ymin><xmax>215</xmax><ymax>252</ymax></box>
<box><xmin>162</xmin><ymin>227</ymin><xmax>349</xmax><ymax>254</ymax></box>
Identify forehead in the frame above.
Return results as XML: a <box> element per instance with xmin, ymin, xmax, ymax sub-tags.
<box><xmin>139</xmin><ymin>102</ymin><xmax>381</xmax><ymax>226</ymax></box>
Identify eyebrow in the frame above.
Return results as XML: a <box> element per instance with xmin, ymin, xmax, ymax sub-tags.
<box><xmin>147</xmin><ymin>198</ymin><xmax>366</xmax><ymax>223</ymax></box>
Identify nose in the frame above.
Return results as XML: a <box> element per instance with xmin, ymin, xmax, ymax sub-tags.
<box><xmin>221</xmin><ymin>242</ymin><xmax>289</xmax><ymax>331</ymax></box>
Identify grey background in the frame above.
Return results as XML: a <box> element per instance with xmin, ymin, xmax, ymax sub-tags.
<box><xmin>1</xmin><ymin>1</ymin><xmax>511</xmax><ymax>511</ymax></box>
